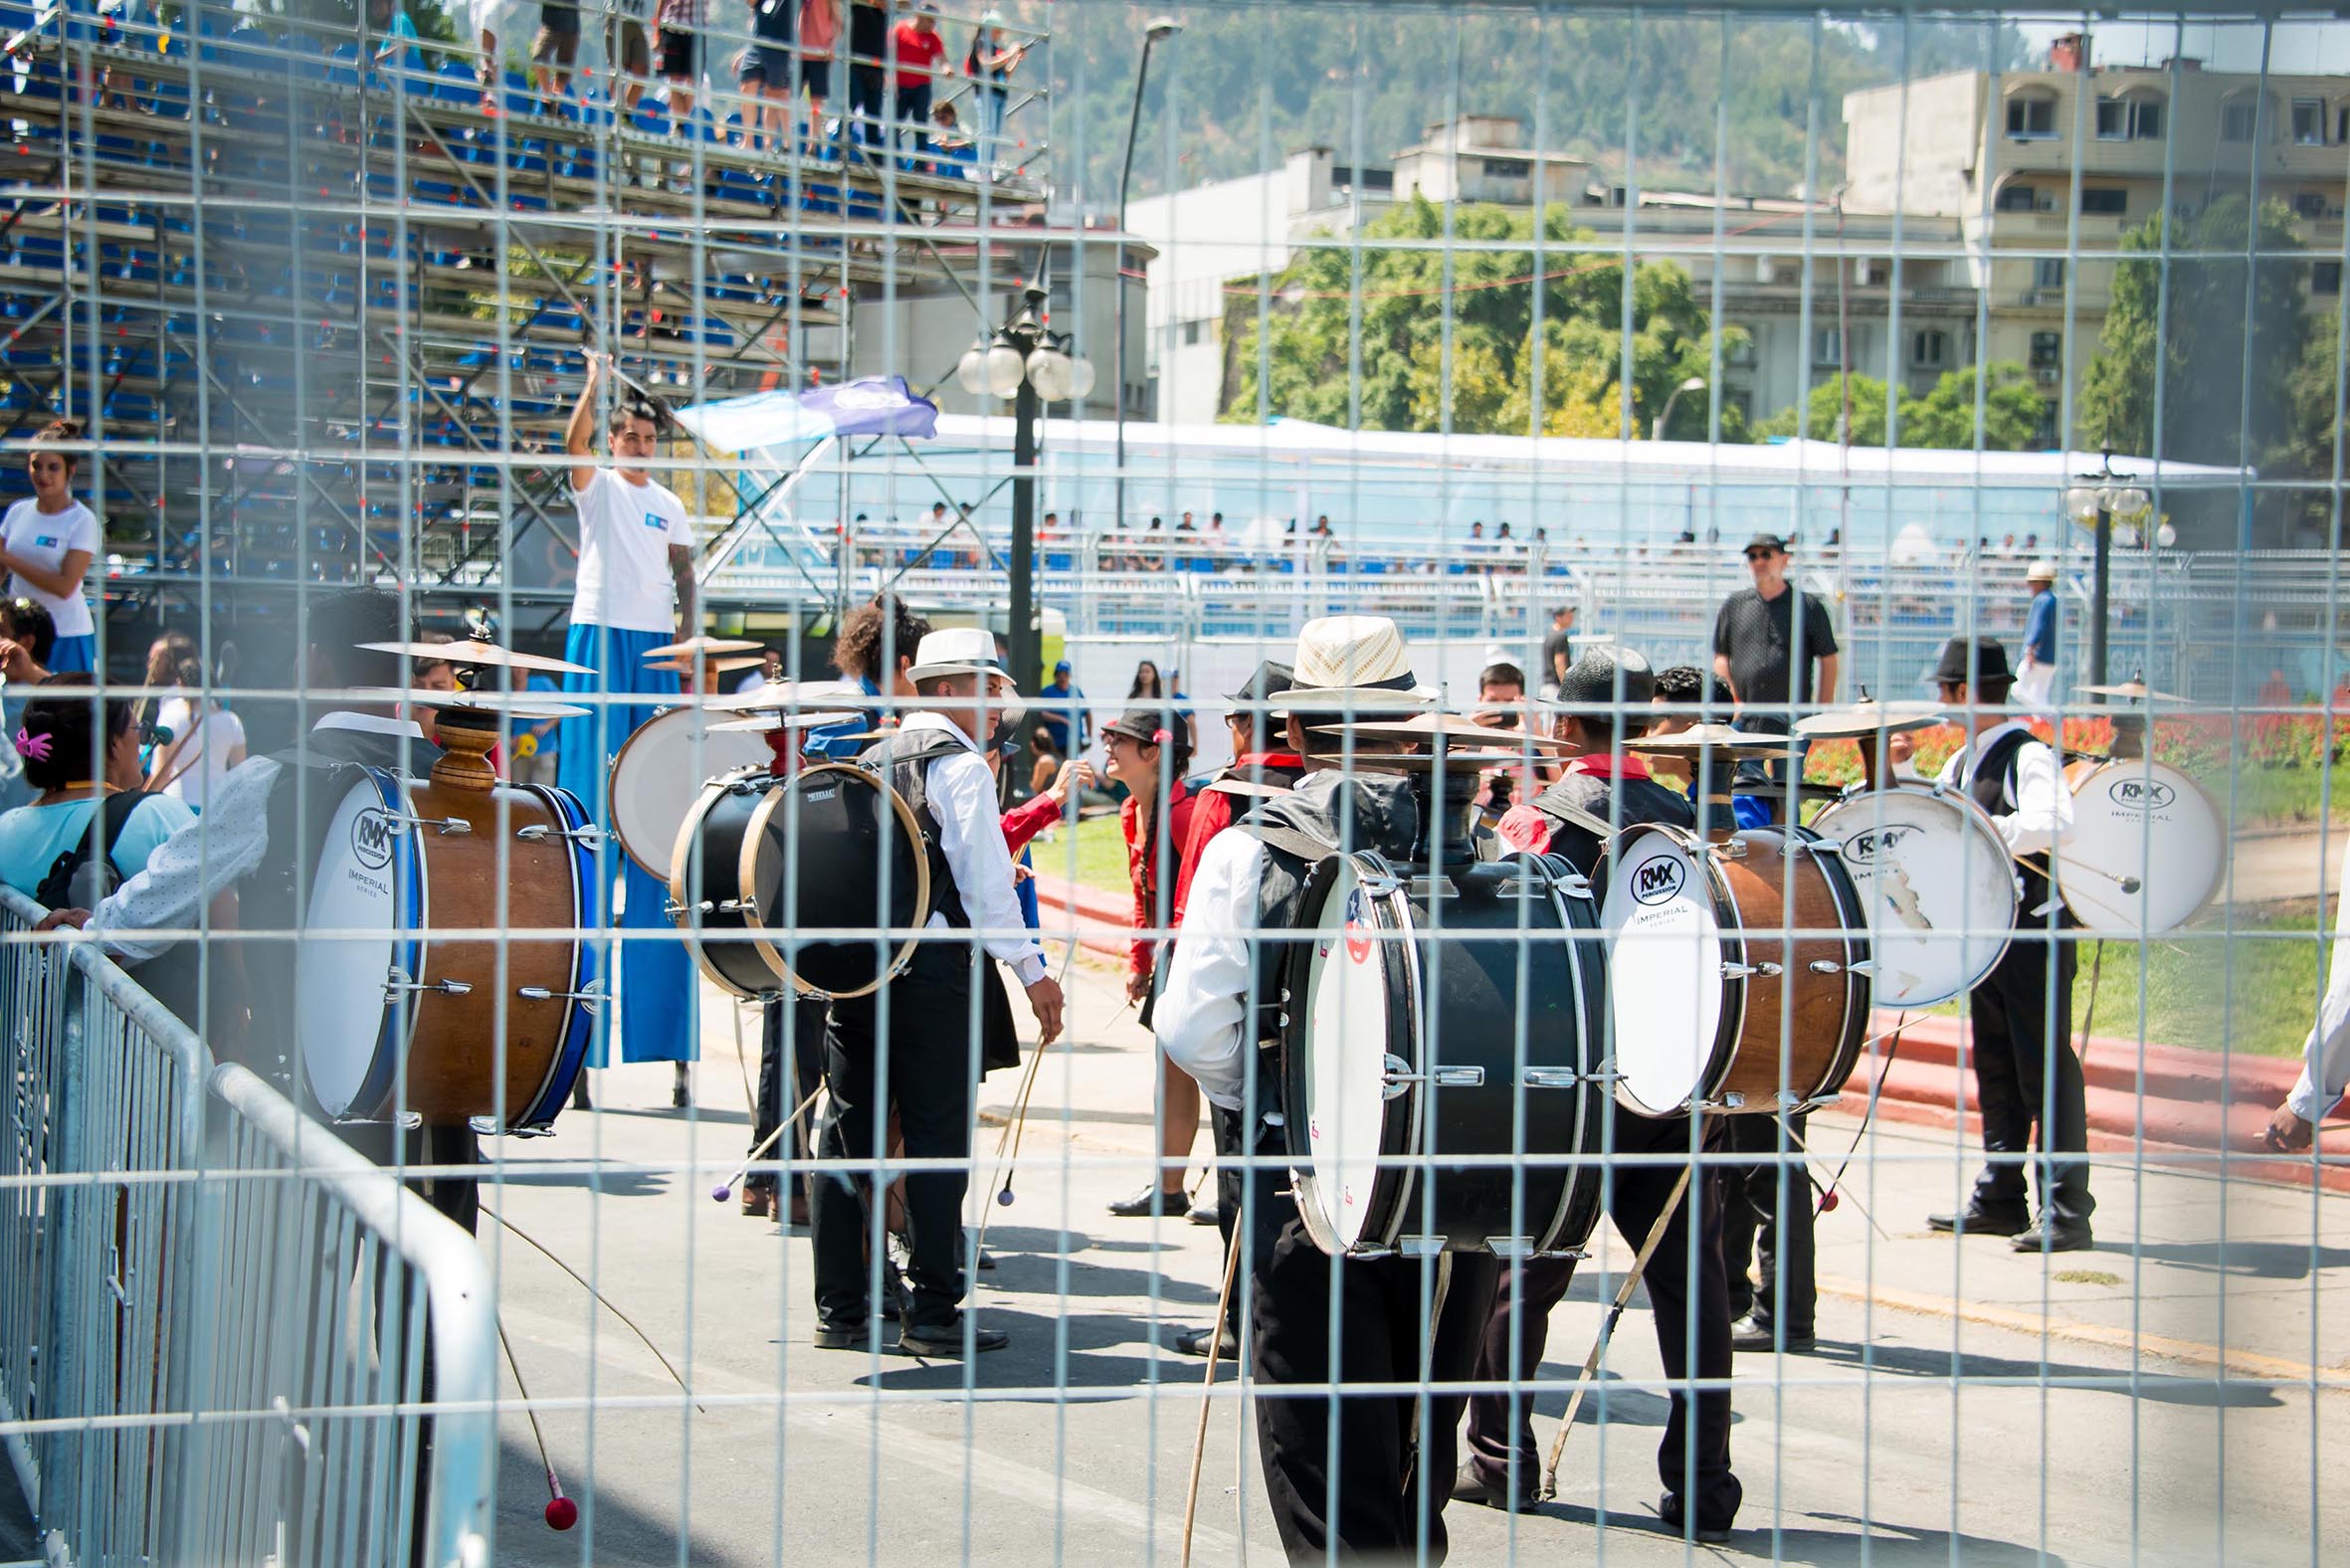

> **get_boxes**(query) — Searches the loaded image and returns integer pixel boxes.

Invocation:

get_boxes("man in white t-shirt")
[557,349,701,1095]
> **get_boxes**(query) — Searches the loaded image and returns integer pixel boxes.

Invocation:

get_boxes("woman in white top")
[142,644,247,815]
[0,422,99,673]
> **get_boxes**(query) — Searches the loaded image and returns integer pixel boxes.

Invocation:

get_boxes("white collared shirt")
[898,711,1048,984]
[1152,827,1269,1111]
[1934,718,2072,858]
[92,712,426,964]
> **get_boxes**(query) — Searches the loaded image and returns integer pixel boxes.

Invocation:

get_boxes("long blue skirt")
[558,621,695,1068]
[46,633,93,673]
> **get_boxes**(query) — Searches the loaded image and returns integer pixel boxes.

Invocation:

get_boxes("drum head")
[2058,760,2222,936]
[1298,856,1411,1253]
[746,764,929,998]
[1602,827,1727,1116]
[297,771,416,1120]
[1812,787,2017,1008]
[611,706,777,879]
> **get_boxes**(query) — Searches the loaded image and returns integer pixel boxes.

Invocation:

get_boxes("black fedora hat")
[1930,637,2014,688]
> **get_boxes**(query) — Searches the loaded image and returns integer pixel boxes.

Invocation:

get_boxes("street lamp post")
[1652,375,1705,442]
[959,286,1094,703]
[2061,456,2152,693]
[1113,16,1181,537]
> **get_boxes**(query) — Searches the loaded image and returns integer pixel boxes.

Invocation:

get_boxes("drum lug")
[517,823,608,849]
[1379,1054,1418,1099]
[1519,1068,1578,1089]
[1721,961,1782,980]
[381,814,472,836]
[1484,1236,1536,1260]
[1262,1110,1286,1129]
[1532,1246,1589,1261]
[1804,837,1847,856]
[1558,875,1595,899]
[1699,839,1748,861]
[1358,873,1404,898]
[1430,1067,1484,1088]
[468,1116,555,1137]
[1806,959,1844,975]
[384,967,470,1001]
[1776,1091,1808,1111]
[518,980,604,1013]
[1708,1091,1748,1110]
[665,897,757,917]
[1395,1236,1445,1259]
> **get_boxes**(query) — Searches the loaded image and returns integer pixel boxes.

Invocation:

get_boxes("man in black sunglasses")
[1709,532,1839,814]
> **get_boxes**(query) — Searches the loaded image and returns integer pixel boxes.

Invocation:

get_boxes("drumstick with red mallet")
[495,1317,576,1530]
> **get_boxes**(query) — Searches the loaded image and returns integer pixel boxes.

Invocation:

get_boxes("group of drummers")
[42,372,2225,1557]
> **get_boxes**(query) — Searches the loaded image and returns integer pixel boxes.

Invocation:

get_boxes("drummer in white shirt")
[556,350,700,1098]
[1923,636,2092,1254]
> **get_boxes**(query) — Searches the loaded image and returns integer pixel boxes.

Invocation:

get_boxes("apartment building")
[1844,35,2348,445]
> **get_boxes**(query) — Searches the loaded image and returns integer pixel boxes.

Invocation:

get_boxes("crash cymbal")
[1302,713,1569,749]
[1794,699,1943,739]
[642,636,764,660]
[706,713,870,734]
[1298,746,1536,776]
[354,687,589,720]
[645,655,764,676]
[357,633,593,676]
[1626,723,1787,754]
[1204,777,1292,801]
[707,679,870,713]
[2073,679,2187,703]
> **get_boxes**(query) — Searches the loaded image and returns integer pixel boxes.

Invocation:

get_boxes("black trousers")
[1208,1102,1293,1340]
[1719,1111,1817,1334]
[809,949,977,1333]
[1252,1219,1499,1563]
[846,63,883,143]
[748,996,828,1203]
[1966,930,2093,1225]
[1463,1116,1740,1528]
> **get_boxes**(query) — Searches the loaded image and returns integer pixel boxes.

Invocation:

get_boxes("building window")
[2223,100,2260,143]
[2293,98,2327,145]
[2080,187,2128,216]
[1723,333,1757,369]
[2034,257,2067,289]
[2132,99,2164,140]
[1812,327,1844,367]
[2316,262,2343,296]
[1180,318,1206,346]
[2030,330,2062,370]
[2339,105,2350,146]
[1996,182,2040,213]
[1722,389,1753,426]
[2006,96,2057,139]
[2294,192,2330,221]
[1912,329,1949,369]
[2095,97,2161,141]
[1482,156,1531,180]
[2034,400,2059,448]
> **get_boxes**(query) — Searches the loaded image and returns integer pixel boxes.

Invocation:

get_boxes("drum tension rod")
[517,980,604,1011]
[383,814,472,836]
[384,968,471,1000]
[1378,1055,1483,1097]
[517,823,608,849]
[665,896,757,917]
[1520,1068,1578,1089]
[1721,960,1784,980]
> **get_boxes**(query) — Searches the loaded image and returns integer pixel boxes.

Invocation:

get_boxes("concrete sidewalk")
[465,950,2344,1566]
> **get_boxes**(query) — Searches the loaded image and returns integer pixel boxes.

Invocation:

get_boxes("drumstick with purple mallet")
[711,1080,827,1204]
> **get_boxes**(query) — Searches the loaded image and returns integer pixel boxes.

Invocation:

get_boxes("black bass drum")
[1279,850,1606,1260]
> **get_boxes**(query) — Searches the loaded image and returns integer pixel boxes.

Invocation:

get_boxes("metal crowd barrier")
[0,888,498,1567]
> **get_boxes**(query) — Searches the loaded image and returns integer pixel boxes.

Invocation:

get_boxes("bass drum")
[609,704,778,879]
[1280,851,1605,1260]
[670,762,931,1001]
[297,767,596,1131]
[2056,757,2223,936]
[1809,784,2020,1009]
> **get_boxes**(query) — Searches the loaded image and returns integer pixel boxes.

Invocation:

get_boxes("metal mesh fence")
[0,1,2341,1563]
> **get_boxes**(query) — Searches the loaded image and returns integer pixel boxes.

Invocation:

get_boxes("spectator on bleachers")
[0,675,195,905]
[609,0,657,113]
[964,9,1023,166]
[143,642,247,816]
[368,0,427,81]
[887,2,946,168]
[466,0,504,90]
[797,0,838,150]
[656,0,708,126]
[929,87,975,171]
[844,0,887,149]
[0,423,98,674]
[531,0,580,104]
[738,0,798,154]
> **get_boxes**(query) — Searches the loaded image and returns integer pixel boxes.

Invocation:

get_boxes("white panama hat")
[1277,615,1439,715]
[905,627,1016,686]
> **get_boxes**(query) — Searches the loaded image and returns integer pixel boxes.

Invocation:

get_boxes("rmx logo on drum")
[352,808,401,871]
[1630,853,1686,905]
[1344,887,1373,964]
[2107,777,2175,811]
[1842,826,1912,866]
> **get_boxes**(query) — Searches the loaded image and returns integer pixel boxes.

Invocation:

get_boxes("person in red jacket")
[1101,705,1200,1218]
[1171,661,1305,925]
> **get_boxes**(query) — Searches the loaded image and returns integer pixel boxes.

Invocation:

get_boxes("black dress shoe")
[1107,1184,1190,1218]
[899,1321,1010,1357]
[1729,1313,1817,1353]
[2011,1218,2094,1254]
[1658,1490,1733,1544]
[1453,1462,1539,1512]
[1926,1202,2031,1237]
[813,1322,874,1350]
[1175,1324,1241,1359]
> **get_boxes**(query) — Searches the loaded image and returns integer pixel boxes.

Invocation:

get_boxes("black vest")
[1966,725,2056,916]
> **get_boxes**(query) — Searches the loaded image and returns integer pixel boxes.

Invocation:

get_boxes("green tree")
[2276,308,2347,483]
[1753,373,1893,447]
[1227,194,1746,440]
[2077,197,2309,471]
[1754,363,2046,451]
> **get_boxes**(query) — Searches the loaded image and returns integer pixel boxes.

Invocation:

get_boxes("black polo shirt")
[1712,584,1838,708]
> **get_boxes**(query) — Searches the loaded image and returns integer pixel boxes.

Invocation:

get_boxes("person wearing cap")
[1164,660,1308,1355]
[1470,649,1743,1535]
[1543,605,1578,688]
[1099,705,1204,1219]
[1038,657,1087,760]
[1925,637,2091,1253]
[2017,560,2061,710]
[808,627,1066,1357]
[1711,532,1838,818]
[1155,615,1500,1560]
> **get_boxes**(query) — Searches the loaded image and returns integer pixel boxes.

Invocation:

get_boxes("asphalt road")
[469,953,2346,1567]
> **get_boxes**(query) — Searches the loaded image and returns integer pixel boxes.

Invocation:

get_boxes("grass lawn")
[2219,764,2350,828]
[1028,812,1131,896]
